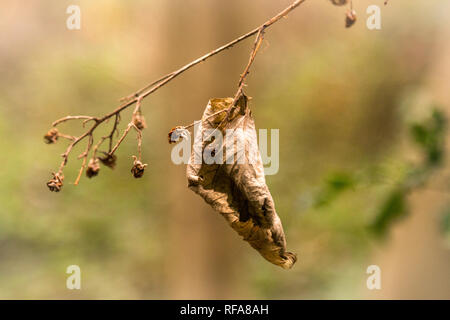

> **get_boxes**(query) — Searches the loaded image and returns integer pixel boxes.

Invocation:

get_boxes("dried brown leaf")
[187,97,297,269]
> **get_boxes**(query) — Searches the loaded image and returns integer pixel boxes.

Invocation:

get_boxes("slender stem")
[58,133,76,141]
[135,127,143,160]
[184,28,266,132]
[120,74,173,103]
[107,114,121,152]
[74,134,93,185]
[52,115,97,127]
[99,0,305,122]
[110,124,134,156]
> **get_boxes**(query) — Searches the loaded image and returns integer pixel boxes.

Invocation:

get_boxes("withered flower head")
[345,9,357,28]
[131,156,147,178]
[99,153,117,169]
[86,158,100,178]
[168,126,190,144]
[133,113,147,130]
[44,128,59,144]
[47,172,64,192]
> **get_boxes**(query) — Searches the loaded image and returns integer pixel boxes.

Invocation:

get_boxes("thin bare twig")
[74,134,93,185]
[109,123,142,157]
[52,115,98,127]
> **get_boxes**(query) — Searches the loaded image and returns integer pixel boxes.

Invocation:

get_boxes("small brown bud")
[131,156,147,178]
[330,0,348,6]
[47,172,64,192]
[133,113,147,130]
[86,158,100,178]
[345,9,357,28]
[99,153,117,169]
[44,128,59,144]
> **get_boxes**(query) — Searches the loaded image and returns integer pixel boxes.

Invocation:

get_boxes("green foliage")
[313,107,447,238]
[370,188,407,236]
[371,108,446,236]
[410,109,447,167]
[314,171,356,207]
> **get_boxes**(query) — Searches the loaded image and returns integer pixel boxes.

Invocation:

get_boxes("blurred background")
[0,0,449,299]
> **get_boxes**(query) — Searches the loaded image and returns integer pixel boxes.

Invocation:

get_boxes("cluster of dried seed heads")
[44,106,148,192]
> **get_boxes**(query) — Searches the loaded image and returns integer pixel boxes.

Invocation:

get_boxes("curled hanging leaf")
[187,97,297,269]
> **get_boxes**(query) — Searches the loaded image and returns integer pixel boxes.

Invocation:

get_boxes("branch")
[45,0,307,190]
[120,0,305,104]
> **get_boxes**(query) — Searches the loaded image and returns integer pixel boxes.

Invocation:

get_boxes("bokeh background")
[0,0,449,299]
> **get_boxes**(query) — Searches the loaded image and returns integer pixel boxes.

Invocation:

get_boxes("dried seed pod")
[330,0,348,6]
[99,153,117,169]
[86,158,100,178]
[168,126,190,144]
[133,113,147,130]
[345,9,357,28]
[131,156,147,178]
[47,172,64,192]
[44,128,59,144]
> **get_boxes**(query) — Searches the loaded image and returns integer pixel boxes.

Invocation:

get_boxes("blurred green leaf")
[370,188,407,236]
[314,171,356,207]
[410,108,447,167]
[371,107,447,237]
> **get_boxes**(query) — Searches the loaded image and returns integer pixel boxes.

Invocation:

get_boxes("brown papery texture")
[187,98,297,269]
